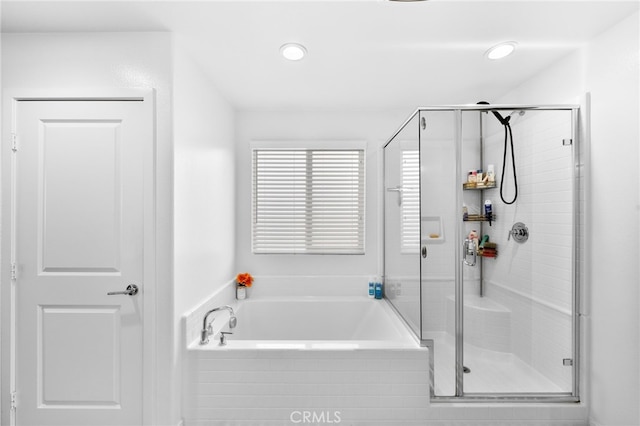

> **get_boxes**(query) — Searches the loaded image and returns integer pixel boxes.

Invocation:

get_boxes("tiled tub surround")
[185,349,429,425]
[183,288,429,425]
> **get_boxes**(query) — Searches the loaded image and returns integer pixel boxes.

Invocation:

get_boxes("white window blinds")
[252,149,365,254]
[401,150,420,253]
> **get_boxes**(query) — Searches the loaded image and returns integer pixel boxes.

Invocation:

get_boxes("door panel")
[40,306,121,406]
[15,100,149,426]
[40,120,123,273]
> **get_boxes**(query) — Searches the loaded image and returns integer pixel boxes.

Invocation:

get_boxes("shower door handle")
[421,246,427,258]
[386,186,404,206]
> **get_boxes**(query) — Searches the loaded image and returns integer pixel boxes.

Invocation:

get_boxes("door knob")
[107,284,139,296]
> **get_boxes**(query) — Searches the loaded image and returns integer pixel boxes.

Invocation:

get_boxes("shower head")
[477,101,511,126]
[229,315,237,329]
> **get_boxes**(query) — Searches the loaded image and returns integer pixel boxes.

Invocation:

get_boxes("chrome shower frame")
[382,104,583,403]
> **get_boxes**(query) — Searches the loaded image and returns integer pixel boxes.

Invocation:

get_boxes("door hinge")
[10,391,17,410]
[11,262,17,281]
[11,133,18,152]
[562,138,573,146]
[563,358,573,366]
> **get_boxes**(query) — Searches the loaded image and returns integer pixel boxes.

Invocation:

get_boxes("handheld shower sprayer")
[477,101,510,126]
[477,101,518,205]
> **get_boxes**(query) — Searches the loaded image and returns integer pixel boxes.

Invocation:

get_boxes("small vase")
[236,285,247,300]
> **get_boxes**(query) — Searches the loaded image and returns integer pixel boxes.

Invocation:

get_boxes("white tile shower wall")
[487,284,572,391]
[419,277,453,333]
[445,296,511,352]
[184,349,429,426]
[385,276,421,334]
[482,109,574,389]
[385,276,462,336]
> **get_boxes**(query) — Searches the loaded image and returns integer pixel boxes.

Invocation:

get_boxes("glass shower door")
[418,110,458,396]
[461,108,577,396]
[384,112,421,338]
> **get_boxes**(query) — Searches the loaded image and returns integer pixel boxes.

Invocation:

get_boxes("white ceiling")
[2,0,638,110]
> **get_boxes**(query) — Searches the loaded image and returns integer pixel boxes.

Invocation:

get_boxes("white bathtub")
[195,296,418,350]
[184,296,429,425]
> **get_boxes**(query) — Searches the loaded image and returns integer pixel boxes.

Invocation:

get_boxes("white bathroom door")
[13,98,151,426]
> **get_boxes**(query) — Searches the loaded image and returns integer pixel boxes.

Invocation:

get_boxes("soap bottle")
[487,164,495,184]
[368,277,375,298]
[374,281,383,299]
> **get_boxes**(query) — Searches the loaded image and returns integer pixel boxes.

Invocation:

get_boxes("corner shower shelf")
[463,214,496,222]
[463,182,496,190]
[478,246,498,258]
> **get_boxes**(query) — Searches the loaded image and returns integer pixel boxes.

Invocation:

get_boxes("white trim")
[1,89,157,426]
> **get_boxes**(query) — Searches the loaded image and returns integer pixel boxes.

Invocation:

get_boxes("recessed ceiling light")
[485,41,517,60]
[280,43,307,61]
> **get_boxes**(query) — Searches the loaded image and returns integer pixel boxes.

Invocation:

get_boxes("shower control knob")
[508,222,529,243]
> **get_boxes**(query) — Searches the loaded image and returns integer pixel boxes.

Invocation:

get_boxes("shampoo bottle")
[484,199,493,225]
[374,281,383,299]
[368,277,375,298]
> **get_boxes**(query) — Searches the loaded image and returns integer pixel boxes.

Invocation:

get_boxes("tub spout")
[200,305,235,345]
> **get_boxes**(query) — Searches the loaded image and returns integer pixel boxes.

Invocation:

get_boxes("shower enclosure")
[383,105,580,401]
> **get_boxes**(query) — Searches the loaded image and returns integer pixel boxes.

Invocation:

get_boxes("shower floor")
[423,331,565,395]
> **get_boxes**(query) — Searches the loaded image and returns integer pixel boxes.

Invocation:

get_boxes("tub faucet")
[200,305,237,345]
[219,331,233,346]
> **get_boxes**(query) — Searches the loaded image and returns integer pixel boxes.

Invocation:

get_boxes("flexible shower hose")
[500,122,518,205]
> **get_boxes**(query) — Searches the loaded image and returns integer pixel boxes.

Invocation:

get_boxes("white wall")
[0,24,4,424]
[235,109,410,286]
[173,35,235,345]
[0,32,177,425]
[498,11,640,425]
[172,33,236,421]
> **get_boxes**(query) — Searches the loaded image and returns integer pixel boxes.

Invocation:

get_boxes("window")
[401,150,420,253]
[252,148,365,254]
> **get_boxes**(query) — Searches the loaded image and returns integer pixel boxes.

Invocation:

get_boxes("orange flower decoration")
[236,272,254,287]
